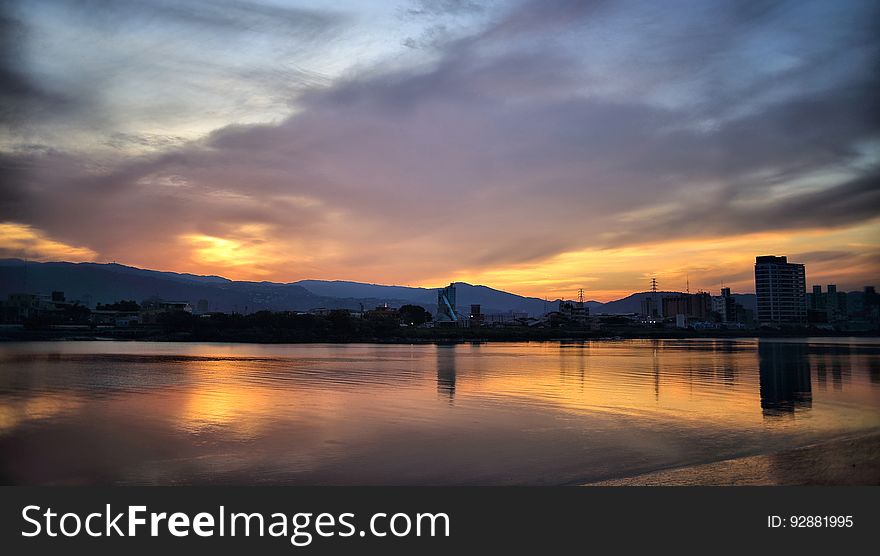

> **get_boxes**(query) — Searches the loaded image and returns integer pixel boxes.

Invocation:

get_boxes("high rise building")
[755,256,806,326]
[436,283,458,324]
[712,287,738,323]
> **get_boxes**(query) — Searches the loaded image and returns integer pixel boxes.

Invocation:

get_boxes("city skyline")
[2,0,879,302]
[1,253,876,308]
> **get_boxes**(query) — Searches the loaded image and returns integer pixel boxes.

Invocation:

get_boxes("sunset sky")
[1,0,878,301]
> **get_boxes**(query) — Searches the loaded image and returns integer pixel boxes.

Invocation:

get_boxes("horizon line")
[0,257,786,304]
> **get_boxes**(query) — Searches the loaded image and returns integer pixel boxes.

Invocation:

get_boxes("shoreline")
[1,327,876,345]
[584,433,880,486]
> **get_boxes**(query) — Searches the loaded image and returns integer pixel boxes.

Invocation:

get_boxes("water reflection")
[558,341,589,392]
[653,345,660,401]
[758,341,812,416]
[436,346,456,401]
[0,339,878,485]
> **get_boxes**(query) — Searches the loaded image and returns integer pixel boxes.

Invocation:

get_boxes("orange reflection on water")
[1,340,878,485]
[0,392,82,434]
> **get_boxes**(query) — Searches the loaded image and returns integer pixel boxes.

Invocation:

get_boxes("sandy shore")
[585,433,880,486]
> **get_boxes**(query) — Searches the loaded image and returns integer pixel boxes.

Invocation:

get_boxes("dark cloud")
[0,8,84,126]
[601,170,880,248]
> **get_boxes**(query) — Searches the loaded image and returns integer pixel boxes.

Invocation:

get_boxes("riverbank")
[585,433,880,486]
[1,325,875,344]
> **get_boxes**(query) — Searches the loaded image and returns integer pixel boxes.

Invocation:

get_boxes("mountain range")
[0,259,756,316]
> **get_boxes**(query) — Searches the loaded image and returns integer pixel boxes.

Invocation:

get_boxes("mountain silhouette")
[0,259,756,315]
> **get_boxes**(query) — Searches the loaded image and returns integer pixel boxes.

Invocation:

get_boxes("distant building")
[809,285,825,310]
[483,312,528,326]
[712,293,726,319]
[711,287,753,327]
[807,284,847,325]
[711,287,738,323]
[469,304,484,327]
[863,286,880,329]
[827,285,846,322]
[158,301,191,313]
[90,309,140,327]
[755,255,806,326]
[139,299,193,324]
[195,299,210,314]
[865,286,879,310]
[362,305,398,320]
[640,295,662,319]
[1,293,43,322]
[662,292,711,322]
[818,285,880,331]
[558,299,589,325]
[436,283,458,324]
[0,292,77,323]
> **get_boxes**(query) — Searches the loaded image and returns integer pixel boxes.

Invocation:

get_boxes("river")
[1,338,878,484]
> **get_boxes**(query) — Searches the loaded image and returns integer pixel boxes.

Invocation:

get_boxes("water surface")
[1,338,878,484]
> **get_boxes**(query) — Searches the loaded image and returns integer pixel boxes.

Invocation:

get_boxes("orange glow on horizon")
[421,222,880,301]
[0,222,97,262]
[2,219,878,302]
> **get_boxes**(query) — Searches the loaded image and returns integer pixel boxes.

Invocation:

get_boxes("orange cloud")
[429,222,880,301]
[0,222,97,262]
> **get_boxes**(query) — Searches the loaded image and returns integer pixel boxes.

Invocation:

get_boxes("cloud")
[1,0,878,293]
[601,168,880,248]
[0,9,85,127]
[0,222,96,261]
[0,0,347,152]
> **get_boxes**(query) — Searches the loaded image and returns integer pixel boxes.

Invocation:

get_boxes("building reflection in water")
[436,345,457,402]
[758,341,812,417]
[653,344,660,402]
[870,358,880,385]
[558,341,588,392]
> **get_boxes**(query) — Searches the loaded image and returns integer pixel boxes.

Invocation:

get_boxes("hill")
[0,259,757,316]
[0,260,551,315]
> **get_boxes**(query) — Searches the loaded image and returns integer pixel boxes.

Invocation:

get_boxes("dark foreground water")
[1,338,878,485]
